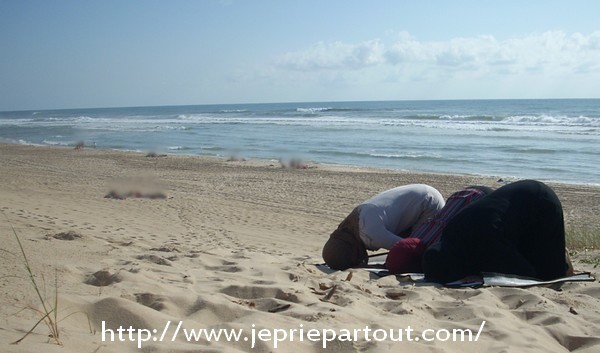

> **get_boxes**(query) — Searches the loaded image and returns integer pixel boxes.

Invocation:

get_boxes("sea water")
[1,99,599,184]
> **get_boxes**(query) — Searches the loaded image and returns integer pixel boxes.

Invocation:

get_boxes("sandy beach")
[1,143,599,353]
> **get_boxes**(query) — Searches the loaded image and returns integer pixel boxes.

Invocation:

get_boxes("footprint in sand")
[84,270,122,286]
[50,230,83,240]
[134,293,166,311]
[220,285,300,303]
[136,254,171,266]
[150,245,180,253]
[384,289,420,301]
[206,265,243,273]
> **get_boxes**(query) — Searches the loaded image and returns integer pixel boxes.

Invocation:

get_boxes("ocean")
[1,99,599,185]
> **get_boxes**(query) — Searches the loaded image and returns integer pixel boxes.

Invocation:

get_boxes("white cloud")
[275,39,385,71]
[275,31,600,76]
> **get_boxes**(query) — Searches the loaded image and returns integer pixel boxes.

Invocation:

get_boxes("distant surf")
[1,99,599,184]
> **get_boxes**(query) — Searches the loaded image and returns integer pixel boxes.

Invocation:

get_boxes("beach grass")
[566,226,600,251]
[5,214,61,345]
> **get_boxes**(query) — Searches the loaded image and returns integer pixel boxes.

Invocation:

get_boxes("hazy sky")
[1,0,600,110]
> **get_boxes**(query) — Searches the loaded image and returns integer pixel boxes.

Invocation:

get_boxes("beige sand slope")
[1,144,599,353]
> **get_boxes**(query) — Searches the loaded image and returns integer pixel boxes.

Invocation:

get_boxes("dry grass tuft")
[5,213,61,345]
[566,226,600,251]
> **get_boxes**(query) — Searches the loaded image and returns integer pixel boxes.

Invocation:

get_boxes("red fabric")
[385,238,427,274]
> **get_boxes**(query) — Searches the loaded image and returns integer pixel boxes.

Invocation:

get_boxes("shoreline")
[4,141,600,188]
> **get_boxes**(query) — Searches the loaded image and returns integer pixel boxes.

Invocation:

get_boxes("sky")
[1,0,600,111]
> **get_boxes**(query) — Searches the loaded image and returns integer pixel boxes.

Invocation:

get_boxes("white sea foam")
[296,107,332,113]
[42,140,72,146]
[368,152,443,160]
[503,114,599,125]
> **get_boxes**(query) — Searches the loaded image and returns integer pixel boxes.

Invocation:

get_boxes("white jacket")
[357,184,445,250]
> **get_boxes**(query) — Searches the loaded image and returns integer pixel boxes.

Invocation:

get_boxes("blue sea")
[1,99,599,185]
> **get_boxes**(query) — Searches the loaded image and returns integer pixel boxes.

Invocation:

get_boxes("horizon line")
[2,97,600,113]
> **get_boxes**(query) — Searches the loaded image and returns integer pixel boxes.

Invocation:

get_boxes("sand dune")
[1,143,599,352]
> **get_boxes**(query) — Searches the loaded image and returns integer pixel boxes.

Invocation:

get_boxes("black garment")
[423,180,568,283]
